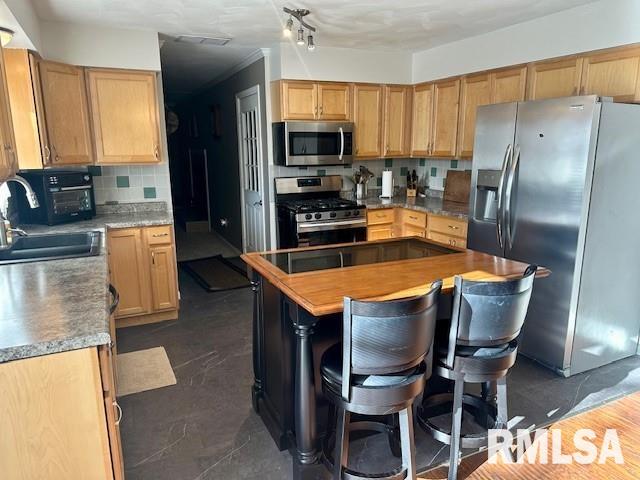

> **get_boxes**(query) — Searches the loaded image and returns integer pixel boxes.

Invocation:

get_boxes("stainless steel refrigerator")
[468,95,640,376]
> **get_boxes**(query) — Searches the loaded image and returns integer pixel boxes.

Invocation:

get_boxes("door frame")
[235,84,267,252]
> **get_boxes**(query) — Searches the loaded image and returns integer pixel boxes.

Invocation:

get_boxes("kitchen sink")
[0,231,102,265]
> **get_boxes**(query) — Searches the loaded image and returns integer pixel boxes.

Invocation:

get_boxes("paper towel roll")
[381,170,394,198]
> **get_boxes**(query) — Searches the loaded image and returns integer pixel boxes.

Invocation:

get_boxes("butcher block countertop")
[242,238,549,317]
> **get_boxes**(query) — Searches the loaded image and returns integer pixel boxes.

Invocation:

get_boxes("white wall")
[39,21,161,71]
[276,42,412,84]
[2,0,40,50]
[412,0,640,83]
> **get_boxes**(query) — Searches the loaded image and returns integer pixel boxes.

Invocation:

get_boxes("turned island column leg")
[250,274,263,413]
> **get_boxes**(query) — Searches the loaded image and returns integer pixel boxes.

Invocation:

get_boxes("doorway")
[236,85,266,253]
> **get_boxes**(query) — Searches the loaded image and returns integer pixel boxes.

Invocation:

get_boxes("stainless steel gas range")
[275,176,366,248]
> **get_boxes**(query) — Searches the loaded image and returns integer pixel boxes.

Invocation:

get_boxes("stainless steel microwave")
[273,121,354,166]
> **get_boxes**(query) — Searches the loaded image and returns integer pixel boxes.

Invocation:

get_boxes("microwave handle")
[339,127,344,161]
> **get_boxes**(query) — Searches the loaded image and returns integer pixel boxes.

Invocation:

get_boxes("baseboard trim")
[115,309,178,328]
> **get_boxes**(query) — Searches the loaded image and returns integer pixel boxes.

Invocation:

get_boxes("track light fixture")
[282,7,317,51]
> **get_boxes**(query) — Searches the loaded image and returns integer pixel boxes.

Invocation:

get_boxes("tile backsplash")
[89,164,172,207]
[271,158,472,192]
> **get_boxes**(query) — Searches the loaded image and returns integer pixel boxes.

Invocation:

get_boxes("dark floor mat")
[179,255,250,292]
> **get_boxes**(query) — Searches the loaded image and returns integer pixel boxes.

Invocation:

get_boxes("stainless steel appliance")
[275,175,366,248]
[273,121,353,166]
[468,96,640,376]
[16,170,96,225]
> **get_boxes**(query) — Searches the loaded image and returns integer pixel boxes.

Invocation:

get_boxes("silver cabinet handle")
[152,233,169,237]
[114,402,122,425]
[447,225,460,230]
[44,145,51,162]
[151,251,155,265]
[505,145,520,251]
[409,215,418,221]
[496,144,512,249]
[154,145,160,159]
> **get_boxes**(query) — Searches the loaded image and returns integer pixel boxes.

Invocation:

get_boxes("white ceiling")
[29,0,602,100]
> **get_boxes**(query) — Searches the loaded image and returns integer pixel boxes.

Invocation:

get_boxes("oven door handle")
[339,127,344,162]
[58,185,92,191]
[297,218,366,233]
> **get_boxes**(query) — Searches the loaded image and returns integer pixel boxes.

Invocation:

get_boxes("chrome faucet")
[0,175,39,249]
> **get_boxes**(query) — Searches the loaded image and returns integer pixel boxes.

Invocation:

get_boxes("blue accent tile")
[400,166,408,176]
[344,165,351,169]
[298,166,308,171]
[88,166,102,177]
[317,169,326,177]
[419,159,426,167]
[385,159,393,168]
[116,176,130,188]
[376,177,382,187]
[143,187,157,199]
[450,160,458,169]
[430,167,437,177]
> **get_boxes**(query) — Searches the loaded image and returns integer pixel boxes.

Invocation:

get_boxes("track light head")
[283,17,293,37]
[307,35,315,51]
[296,28,305,46]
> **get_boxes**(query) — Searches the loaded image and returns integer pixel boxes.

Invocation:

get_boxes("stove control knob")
[305,214,312,220]
[354,210,360,216]
[314,213,322,220]
[330,212,337,218]
[345,211,352,217]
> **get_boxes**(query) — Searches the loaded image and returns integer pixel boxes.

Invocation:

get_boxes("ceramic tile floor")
[117,272,640,479]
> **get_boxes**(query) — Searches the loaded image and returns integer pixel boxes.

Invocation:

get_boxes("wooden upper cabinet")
[431,79,460,158]
[353,84,383,158]
[317,82,350,120]
[38,60,94,165]
[383,86,410,157]
[4,49,46,170]
[580,47,640,102]
[107,228,151,318]
[410,83,433,157]
[87,69,161,164]
[490,66,527,104]
[527,57,583,100]
[457,73,491,158]
[281,81,317,120]
[0,45,17,182]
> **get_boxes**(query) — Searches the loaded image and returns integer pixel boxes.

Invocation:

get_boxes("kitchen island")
[241,237,548,479]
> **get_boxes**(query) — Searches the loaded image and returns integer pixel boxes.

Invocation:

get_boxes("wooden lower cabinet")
[426,214,468,249]
[108,224,179,327]
[366,209,395,240]
[367,224,394,240]
[0,347,123,479]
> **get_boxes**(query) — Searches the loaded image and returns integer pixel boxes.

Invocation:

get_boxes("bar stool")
[320,280,442,480]
[417,265,537,480]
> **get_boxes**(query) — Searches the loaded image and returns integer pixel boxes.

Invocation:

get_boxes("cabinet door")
[281,81,317,120]
[431,79,460,158]
[527,57,583,100]
[317,82,350,120]
[410,83,434,157]
[88,69,161,164]
[38,60,93,165]
[0,45,16,182]
[383,86,410,157]
[491,66,527,104]
[107,228,151,318]
[98,346,124,480]
[457,73,491,158]
[580,47,640,102]
[353,84,383,158]
[4,49,45,170]
[148,244,178,312]
[367,224,394,241]
[402,224,426,238]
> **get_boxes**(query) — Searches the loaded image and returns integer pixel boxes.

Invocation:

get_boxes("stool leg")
[448,379,464,480]
[495,376,508,429]
[399,406,416,480]
[387,413,401,458]
[334,408,350,479]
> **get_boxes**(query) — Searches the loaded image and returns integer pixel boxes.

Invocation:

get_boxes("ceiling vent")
[175,35,232,46]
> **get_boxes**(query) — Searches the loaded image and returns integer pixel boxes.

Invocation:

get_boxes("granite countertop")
[0,204,174,363]
[347,190,469,220]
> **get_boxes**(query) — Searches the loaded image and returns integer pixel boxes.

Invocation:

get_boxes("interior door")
[507,96,600,372]
[236,86,266,253]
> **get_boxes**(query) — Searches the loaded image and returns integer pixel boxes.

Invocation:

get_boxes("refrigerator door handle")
[496,143,512,249]
[505,145,521,251]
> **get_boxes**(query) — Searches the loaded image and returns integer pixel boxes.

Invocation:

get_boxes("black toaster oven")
[16,170,96,225]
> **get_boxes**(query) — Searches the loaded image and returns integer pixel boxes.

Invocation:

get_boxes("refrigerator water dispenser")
[473,170,501,222]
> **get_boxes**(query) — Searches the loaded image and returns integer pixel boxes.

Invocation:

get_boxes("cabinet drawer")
[367,209,394,225]
[402,224,426,238]
[428,215,468,238]
[428,231,467,249]
[145,225,172,245]
[400,209,427,228]
[367,225,394,241]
